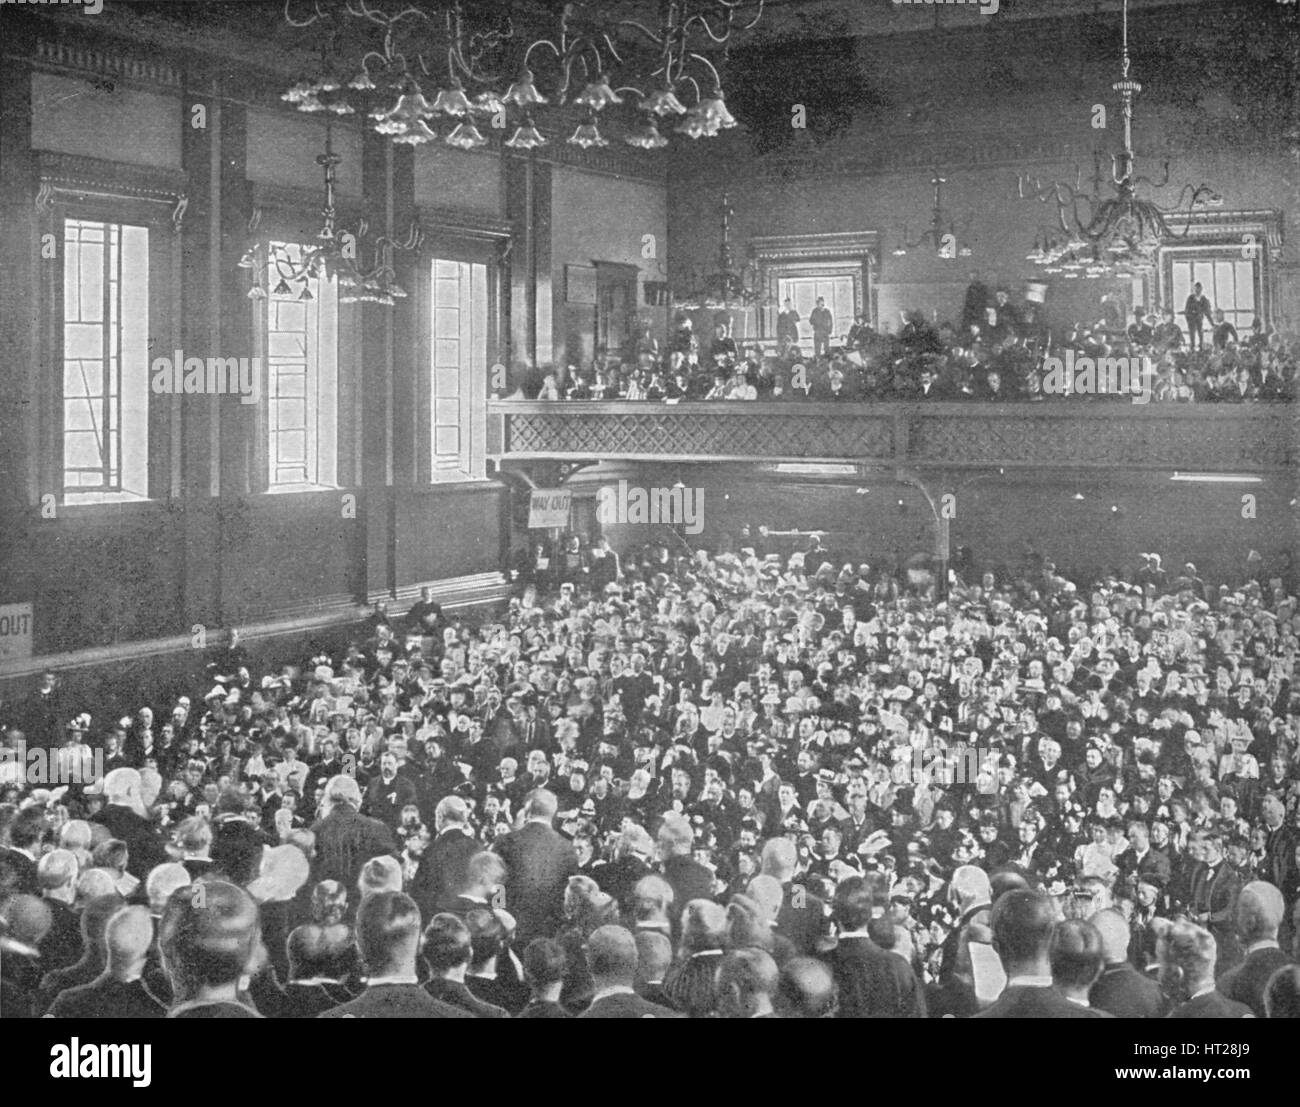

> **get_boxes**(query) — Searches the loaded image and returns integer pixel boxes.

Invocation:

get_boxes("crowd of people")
[503,278,1296,404]
[2,537,1299,1018]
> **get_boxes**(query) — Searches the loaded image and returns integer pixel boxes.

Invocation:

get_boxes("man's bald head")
[950,865,992,911]
[745,875,784,922]
[434,795,469,830]
[105,906,154,973]
[777,956,836,1018]
[1236,881,1285,944]
[1089,908,1131,964]
[760,837,797,881]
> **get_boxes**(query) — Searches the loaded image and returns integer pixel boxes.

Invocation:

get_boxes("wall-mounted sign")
[528,489,571,529]
[0,603,34,664]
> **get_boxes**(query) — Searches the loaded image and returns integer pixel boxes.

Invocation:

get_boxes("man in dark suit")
[1156,918,1254,1019]
[1118,821,1171,895]
[760,838,827,957]
[1048,918,1115,1016]
[0,807,45,895]
[1188,829,1242,973]
[275,924,359,1019]
[493,789,578,944]
[409,795,481,922]
[309,774,398,895]
[423,913,511,1017]
[46,906,165,1019]
[1089,909,1166,1018]
[828,874,926,1018]
[715,947,781,1018]
[1218,881,1293,1018]
[657,813,715,936]
[577,925,680,1018]
[975,890,1107,1018]
[319,893,472,1018]
[90,769,169,880]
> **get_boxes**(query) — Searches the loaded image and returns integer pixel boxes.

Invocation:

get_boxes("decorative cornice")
[1162,210,1285,261]
[751,230,881,264]
[415,206,513,244]
[34,151,189,230]
[33,36,181,89]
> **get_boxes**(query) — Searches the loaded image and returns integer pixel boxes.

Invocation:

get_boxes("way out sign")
[0,603,33,663]
[528,489,571,529]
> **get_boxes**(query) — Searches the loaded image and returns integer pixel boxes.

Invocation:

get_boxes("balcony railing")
[487,401,1298,472]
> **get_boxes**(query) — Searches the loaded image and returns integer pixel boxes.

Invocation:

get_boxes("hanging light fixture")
[279,0,763,151]
[1017,0,1218,278]
[892,171,972,259]
[238,125,421,309]
[672,191,763,310]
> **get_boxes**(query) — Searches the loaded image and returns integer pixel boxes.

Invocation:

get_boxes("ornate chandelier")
[1017,0,1219,279]
[279,0,762,152]
[239,126,420,306]
[892,170,971,259]
[673,192,763,310]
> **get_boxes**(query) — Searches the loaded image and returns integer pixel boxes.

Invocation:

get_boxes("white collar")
[1245,939,1280,954]
[365,975,420,987]
[590,984,635,1003]
[1007,974,1054,988]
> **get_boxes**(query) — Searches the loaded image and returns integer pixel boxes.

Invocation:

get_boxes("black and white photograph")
[1,0,1299,1079]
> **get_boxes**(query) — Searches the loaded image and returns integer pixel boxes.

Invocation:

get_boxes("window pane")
[434,426,459,456]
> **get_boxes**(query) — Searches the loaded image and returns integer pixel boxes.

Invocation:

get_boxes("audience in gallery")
[503,280,1295,404]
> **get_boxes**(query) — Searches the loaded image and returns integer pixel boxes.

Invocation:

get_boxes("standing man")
[493,789,578,943]
[409,795,481,921]
[810,297,834,358]
[776,298,801,356]
[1183,282,1211,351]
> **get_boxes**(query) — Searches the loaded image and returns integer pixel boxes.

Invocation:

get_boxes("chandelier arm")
[284,0,322,30]
[716,0,766,33]
[614,19,665,46]
[1133,161,1171,191]
[687,52,723,89]
[602,33,625,65]
[523,38,563,69]
[684,11,734,45]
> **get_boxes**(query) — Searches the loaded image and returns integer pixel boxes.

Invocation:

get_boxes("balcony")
[487,401,1298,473]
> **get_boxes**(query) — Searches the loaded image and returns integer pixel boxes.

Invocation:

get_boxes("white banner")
[528,489,571,529]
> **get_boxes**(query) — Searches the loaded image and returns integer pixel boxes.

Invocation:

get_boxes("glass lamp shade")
[391,119,439,145]
[504,70,548,108]
[445,121,488,149]
[569,117,608,148]
[697,90,736,128]
[625,117,669,149]
[505,120,547,149]
[574,77,622,111]
[640,85,688,117]
[431,81,473,116]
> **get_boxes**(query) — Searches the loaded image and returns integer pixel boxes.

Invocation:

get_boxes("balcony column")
[896,470,949,600]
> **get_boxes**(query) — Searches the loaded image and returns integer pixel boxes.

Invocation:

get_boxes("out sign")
[527,489,571,529]
[0,603,34,663]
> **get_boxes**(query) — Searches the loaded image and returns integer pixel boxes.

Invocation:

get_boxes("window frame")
[412,216,506,485]
[244,194,363,496]
[35,155,186,508]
